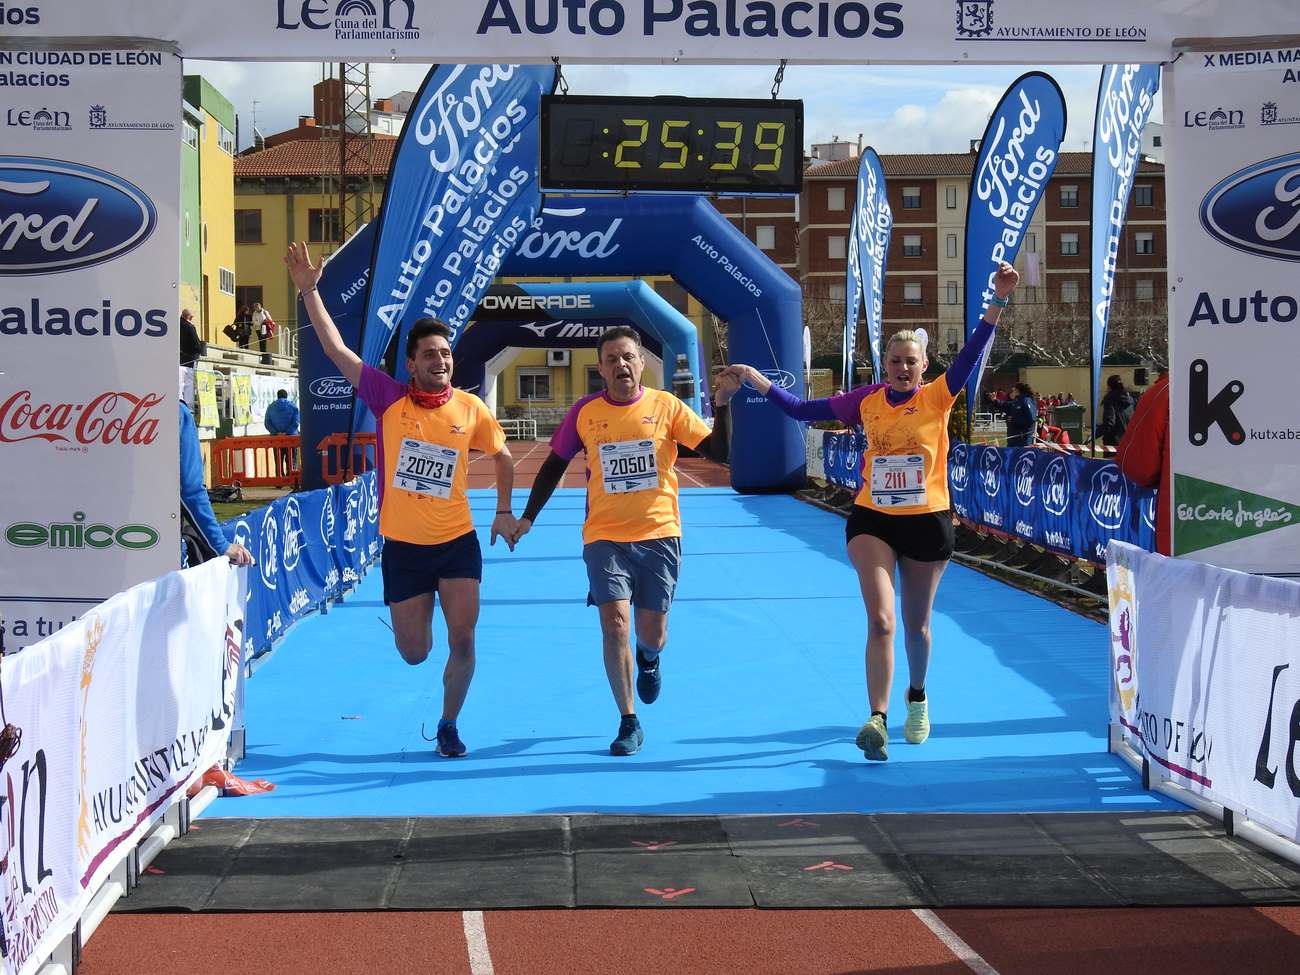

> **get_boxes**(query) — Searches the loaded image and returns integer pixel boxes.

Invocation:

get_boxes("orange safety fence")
[317,432,378,485]
[211,435,303,488]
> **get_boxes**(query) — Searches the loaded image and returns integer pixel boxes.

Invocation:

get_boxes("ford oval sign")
[0,156,157,275]
[1200,152,1300,262]
[757,368,797,390]
[309,376,353,399]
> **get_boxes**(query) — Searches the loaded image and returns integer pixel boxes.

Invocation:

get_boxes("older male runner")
[285,242,517,758]
[512,326,724,755]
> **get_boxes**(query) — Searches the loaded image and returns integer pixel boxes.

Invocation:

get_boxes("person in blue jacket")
[181,400,254,568]
[263,389,301,477]
[986,382,1037,447]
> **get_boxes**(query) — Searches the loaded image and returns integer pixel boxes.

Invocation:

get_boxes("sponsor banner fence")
[224,472,380,661]
[812,433,1154,563]
[1,557,242,975]
[5,2,1297,63]
[1107,541,1300,843]
[1166,47,1300,573]
[0,51,180,653]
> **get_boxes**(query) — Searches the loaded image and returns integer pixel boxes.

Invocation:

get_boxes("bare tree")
[985,297,1090,367]
[1106,298,1170,370]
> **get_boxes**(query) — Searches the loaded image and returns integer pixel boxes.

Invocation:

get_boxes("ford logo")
[949,443,969,489]
[978,446,1002,498]
[309,376,352,399]
[1200,152,1300,262]
[0,156,156,275]
[1013,452,1037,507]
[757,369,798,390]
[1040,456,1070,517]
[1088,463,1128,531]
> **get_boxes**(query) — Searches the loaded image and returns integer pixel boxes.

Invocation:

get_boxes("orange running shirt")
[551,387,712,545]
[358,365,505,545]
[852,379,959,515]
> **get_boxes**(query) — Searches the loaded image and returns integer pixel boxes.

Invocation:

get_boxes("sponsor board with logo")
[1166,48,1300,572]
[0,556,239,975]
[1108,541,1300,845]
[0,52,180,651]
[2,1,1295,63]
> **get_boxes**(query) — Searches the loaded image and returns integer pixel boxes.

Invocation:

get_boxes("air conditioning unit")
[546,349,571,367]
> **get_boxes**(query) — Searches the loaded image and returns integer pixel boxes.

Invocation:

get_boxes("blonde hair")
[887,329,928,354]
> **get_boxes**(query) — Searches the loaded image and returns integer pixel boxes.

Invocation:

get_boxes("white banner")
[1107,541,1300,844]
[804,427,825,480]
[1,2,1296,63]
[1,558,243,975]
[0,52,181,651]
[1165,47,1300,573]
[242,374,298,437]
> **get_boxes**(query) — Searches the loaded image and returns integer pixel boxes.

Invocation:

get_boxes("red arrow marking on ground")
[778,818,819,828]
[803,861,853,872]
[645,886,697,900]
[631,840,678,850]
[144,866,166,875]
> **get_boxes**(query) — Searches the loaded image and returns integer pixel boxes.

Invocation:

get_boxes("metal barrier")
[211,434,302,488]
[498,417,538,440]
[317,432,378,485]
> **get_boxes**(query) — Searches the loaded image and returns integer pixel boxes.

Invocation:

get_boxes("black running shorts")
[845,504,955,563]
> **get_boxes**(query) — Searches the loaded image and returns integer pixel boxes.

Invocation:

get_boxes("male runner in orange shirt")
[512,327,723,755]
[286,242,517,758]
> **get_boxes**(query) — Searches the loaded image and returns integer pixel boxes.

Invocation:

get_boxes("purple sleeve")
[765,382,881,427]
[548,398,590,460]
[945,317,997,396]
[357,364,406,416]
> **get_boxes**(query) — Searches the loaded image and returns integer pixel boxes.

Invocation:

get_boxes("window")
[234,209,262,244]
[945,185,957,209]
[946,280,959,305]
[235,285,263,312]
[945,234,958,259]
[903,283,922,305]
[1060,232,1079,256]
[217,123,235,155]
[308,208,341,243]
[1025,232,1037,253]
[946,327,960,351]
[1059,184,1079,207]
[828,283,846,303]
[1135,231,1155,255]
[218,267,235,296]
[1133,184,1153,207]
[1135,279,1155,301]
[1060,280,1079,304]
[903,234,922,257]
[828,235,846,259]
[586,368,603,394]
[902,187,921,209]
[827,187,845,210]
[182,120,199,149]
[1023,286,1039,304]
[517,368,551,400]
[1152,134,1163,147]
[755,225,776,250]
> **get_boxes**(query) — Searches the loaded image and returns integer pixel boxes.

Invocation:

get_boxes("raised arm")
[284,242,362,389]
[945,260,1020,396]
[716,364,865,425]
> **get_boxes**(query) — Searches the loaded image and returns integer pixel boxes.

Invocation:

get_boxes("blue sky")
[192,60,1161,156]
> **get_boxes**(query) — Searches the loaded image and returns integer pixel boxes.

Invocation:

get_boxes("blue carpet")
[208,489,1177,817]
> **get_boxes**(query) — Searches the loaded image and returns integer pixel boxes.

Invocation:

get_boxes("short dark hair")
[596,325,641,358]
[406,318,453,360]
[1107,374,1125,391]
[1014,381,1034,398]
[277,389,289,398]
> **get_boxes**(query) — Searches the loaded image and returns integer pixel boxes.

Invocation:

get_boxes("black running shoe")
[436,723,467,757]
[635,648,662,705]
[609,716,644,756]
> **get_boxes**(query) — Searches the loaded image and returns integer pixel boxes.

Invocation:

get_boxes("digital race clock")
[540,95,803,195]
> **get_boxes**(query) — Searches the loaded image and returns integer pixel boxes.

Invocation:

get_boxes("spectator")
[263,389,301,477]
[986,382,1037,447]
[1036,418,1071,449]
[224,306,253,349]
[994,388,1009,403]
[1098,374,1135,447]
[1116,371,1170,555]
[180,400,254,568]
[252,302,276,355]
[179,307,203,367]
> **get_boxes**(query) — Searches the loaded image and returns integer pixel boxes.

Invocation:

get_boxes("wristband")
[301,286,318,296]
[988,294,1009,308]
[496,509,512,514]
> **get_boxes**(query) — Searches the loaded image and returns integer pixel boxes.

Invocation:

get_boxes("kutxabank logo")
[0,156,156,275]
[1200,151,1300,262]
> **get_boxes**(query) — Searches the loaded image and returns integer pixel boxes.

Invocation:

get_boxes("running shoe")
[635,648,662,705]
[436,723,467,758]
[855,713,889,762]
[609,716,644,756]
[903,696,930,744]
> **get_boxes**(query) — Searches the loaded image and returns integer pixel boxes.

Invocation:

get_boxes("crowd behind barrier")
[812,431,1156,565]
[222,471,383,663]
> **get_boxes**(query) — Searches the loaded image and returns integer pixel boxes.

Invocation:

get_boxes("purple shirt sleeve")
[765,382,883,427]
[357,363,406,416]
[945,316,997,396]
[550,394,600,460]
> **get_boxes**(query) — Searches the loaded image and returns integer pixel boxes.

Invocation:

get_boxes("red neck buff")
[406,380,453,410]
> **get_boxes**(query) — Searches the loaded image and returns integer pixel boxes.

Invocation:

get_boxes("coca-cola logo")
[308,376,351,400]
[0,389,164,446]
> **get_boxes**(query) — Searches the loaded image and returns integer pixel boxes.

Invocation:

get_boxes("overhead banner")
[6,2,1298,63]
[1108,542,1300,844]
[0,51,181,653]
[1090,63,1160,442]
[1165,47,1300,573]
[854,147,891,386]
[1,557,241,975]
[963,71,1067,419]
